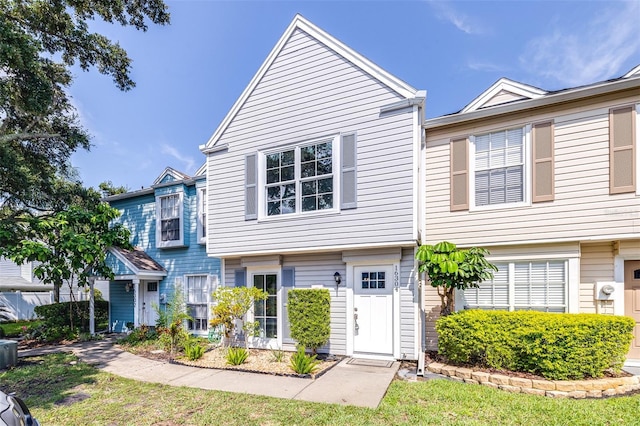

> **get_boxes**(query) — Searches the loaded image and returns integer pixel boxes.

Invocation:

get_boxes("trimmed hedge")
[436,310,634,380]
[34,300,109,333]
[287,289,331,352]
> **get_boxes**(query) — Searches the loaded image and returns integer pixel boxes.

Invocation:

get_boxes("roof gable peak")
[201,14,418,152]
[153,167,190,185]
[461,77,547,113]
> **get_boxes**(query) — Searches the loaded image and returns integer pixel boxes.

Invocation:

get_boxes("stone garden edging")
[426,362,640,398]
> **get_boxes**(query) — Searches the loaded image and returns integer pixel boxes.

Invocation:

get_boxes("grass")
[0,319,42,337]
[1,354,639,425]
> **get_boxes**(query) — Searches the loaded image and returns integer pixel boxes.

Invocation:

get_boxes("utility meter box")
[0,340,18,370]
[594,281,618,301]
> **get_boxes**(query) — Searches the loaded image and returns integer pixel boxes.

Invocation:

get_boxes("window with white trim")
[463,261,566,312]
[253,273,277,338]
[155,191,184,248]
[472,127,526,207]
[197,187,206,243]
[186,275,209,331]
[262,138,336,217]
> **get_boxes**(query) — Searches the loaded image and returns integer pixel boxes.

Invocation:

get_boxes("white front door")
[140,281,159,326]
[353,265,393,356]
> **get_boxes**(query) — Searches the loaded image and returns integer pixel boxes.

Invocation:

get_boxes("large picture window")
[264,139,334,217]
[463,261,566,312]
[186,275,209,331]
[474,127,524,207]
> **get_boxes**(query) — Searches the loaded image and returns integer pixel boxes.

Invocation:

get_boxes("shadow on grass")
[0,353,98,410]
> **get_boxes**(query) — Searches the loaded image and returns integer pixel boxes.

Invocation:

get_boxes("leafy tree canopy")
[416,241,497,316]
[0,0,169,226]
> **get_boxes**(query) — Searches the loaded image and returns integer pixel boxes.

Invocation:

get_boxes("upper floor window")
[473,127,525,207]
[264,138,335,217]
[156,191,184,248]
[197,187,206,243]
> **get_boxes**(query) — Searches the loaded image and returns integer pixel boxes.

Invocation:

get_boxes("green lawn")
[1,353,639,425]
[0,319,41,337]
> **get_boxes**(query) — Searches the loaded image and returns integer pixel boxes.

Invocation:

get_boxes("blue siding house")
[105,166,220,334]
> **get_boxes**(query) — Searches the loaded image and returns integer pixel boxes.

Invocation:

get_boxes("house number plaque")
[394,265,399,291]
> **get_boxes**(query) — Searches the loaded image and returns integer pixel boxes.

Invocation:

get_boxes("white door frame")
[138,281,159,326]
[246,268,281,349]
[346,260,401,360]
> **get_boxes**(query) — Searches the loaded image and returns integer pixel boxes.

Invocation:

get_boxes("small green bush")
[436,310,635,380]
[120,325,158,345]
[0,327,5,338]
[225,347,249,365]
[289,345,320,375]
[288,289,331,353]
[270,346,285,363]
[184,338,206,361]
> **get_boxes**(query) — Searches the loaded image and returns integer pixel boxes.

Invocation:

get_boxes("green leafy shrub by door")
[436,310,634,380]
[288,289,330,353]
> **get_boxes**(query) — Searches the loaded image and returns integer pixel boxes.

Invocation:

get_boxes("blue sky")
[69,0,640,191]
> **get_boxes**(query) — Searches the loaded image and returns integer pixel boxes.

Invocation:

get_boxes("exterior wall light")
[334,272,342,286]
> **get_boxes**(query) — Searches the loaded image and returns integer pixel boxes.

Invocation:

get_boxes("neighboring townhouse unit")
[105,166,221,334]
[423,65,640,358]
[201,15,426,360]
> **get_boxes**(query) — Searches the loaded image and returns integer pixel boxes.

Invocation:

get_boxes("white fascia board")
[209,240,418,259]
[425,76,640,130]
[153,167,190,186]
[446,233,640,249]
[201,14,419,152]
[623,64,640,78]
[461,78,547,114]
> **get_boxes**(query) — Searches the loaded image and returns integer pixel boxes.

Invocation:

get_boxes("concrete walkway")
[17,338,399,408]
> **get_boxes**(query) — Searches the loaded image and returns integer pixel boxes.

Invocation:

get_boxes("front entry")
[139,281,159,326]
[353,265,393,356]
[625,261,640,359]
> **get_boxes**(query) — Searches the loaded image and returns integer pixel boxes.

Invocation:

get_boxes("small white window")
[470,126,529,208]
[155,191,184,248]
[197,187,206,244]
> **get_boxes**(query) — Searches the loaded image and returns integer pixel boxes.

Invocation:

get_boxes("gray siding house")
[201,15,426,360]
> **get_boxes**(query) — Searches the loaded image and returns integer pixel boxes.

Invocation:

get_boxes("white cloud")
[467,60,508,73]
[428,1,483,35]
[161,143,196,174]
[522,1,640,86]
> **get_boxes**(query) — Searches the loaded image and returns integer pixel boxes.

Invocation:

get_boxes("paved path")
[18,338,399,408]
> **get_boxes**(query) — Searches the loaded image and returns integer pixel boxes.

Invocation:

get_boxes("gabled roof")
[201,14,418,152]
[624,64,640,78]
[461,78,547,113]
[109,247,166,277]
[153,167,190,185]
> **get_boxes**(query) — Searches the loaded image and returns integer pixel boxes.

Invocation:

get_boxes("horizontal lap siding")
[579,242,615,313]
[399,248,418,358]
[425,96,640,247]
[207,29,415,257]
[111,184,221,305]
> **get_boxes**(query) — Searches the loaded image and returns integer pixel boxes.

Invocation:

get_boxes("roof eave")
[424,76,640,130]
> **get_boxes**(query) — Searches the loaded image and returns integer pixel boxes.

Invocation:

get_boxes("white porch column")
[89,277,95,336]
[133,278,140,328]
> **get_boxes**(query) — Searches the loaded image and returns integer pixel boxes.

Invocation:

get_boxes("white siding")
[425,94,640,247]
[399,247,418,358]
[207,29,415,257]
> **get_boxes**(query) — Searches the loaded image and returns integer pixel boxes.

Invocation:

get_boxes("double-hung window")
[463,260,567,312]
[473,127,525,207]
[264,139,335,217]
[186,275,209,331]
[156,191,183,248]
